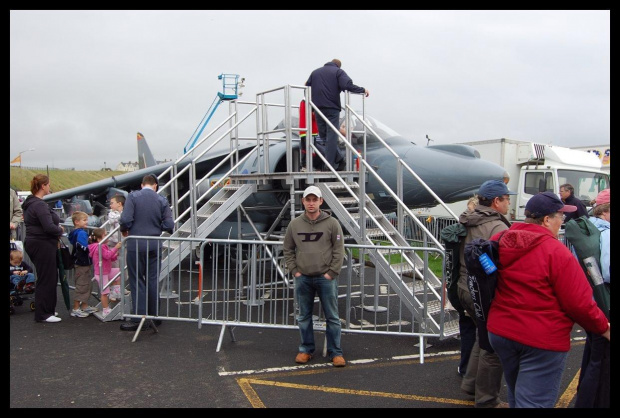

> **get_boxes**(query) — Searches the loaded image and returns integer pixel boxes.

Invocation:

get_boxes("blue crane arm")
[184,95,223,153]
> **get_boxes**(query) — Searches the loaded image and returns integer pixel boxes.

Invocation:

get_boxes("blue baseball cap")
[525,191,577,219]
[478,180,517,199]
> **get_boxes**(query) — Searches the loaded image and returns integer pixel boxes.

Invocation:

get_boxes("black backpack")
[463,231,505,352]
[440,223,467,314]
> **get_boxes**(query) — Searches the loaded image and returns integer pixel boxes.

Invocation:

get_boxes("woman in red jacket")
[487,192,610,408]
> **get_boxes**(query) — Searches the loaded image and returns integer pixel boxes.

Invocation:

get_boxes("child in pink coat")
[88,228,122,317]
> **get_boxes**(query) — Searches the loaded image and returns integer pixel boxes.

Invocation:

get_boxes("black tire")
[29,301,35,311]
[12,296,23,307]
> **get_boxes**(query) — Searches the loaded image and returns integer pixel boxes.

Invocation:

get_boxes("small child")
[10,250,35,294]
[88,228,122,317]
[106,194,125,300]
[67,211,97,318]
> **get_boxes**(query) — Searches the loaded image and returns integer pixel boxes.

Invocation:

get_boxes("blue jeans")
[295,274,343,359]
[489,331,568,408]
[126,249,161,322]
[315,108,342,169]
[10,273,35,292]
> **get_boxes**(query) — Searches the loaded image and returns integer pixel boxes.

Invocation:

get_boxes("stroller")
[10,277,35,314]
[10,241,35,315]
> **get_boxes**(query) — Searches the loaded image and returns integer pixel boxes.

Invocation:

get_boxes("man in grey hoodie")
[283,185,346,367]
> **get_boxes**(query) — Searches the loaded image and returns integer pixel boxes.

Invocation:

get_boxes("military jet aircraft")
[43,114,508,235]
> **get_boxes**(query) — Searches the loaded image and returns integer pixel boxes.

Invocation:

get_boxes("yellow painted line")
[554,339,584,408]
[556,367,581,408]
[237,377,473,408]
[237,378,266,408]
[229,338,585,408]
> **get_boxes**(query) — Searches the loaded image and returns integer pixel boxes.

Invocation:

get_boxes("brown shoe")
[295,352,312,364]
[332,356,346,367]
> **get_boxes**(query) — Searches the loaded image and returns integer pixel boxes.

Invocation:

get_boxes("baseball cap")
[477,180,517,199]
[595,189,610,205]
[303,186,322,199]
[525,191,577,219]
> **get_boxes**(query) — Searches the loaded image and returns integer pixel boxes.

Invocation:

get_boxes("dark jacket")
[68,228,92,266]
[21,195,63,242]
[563,194,588,224]
[305,62,365,111]
[120,187,174,252]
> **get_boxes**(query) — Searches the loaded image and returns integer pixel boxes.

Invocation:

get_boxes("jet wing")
[43,143,255,203]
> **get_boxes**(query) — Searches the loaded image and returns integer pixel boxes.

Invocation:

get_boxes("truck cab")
[513,144,610,220]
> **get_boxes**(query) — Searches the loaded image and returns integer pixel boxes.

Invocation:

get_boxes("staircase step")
[426,299,443,316]
[325,182,359,190]
[350,212,385,221]
[338,197,358,205]
[91,301,125,322]
[389,261,415,275]
[163,240,180,251]
[443,318,460,337]
[411,280,439,293]
[365,228,396,238]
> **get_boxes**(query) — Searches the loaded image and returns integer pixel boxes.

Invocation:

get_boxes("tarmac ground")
[10,282,590,410]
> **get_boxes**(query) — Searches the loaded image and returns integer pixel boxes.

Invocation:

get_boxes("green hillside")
[10,167,125,193]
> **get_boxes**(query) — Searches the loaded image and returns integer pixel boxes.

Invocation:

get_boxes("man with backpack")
[456,179,514,408]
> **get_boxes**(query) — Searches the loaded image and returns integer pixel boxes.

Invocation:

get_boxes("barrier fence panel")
[120,235,452,360]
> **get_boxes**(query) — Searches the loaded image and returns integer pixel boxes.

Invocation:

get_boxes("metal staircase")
[105,81,458,338]
[158,183,256,283]
[317,181,458,337]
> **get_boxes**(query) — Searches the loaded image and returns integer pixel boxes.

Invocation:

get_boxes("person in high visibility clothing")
[299,98,318,171]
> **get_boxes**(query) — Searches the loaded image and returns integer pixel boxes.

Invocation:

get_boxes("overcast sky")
[10,10,610,170]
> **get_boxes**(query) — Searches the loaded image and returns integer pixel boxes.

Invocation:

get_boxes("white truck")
[572,144,610,174]
[419,138,610,222]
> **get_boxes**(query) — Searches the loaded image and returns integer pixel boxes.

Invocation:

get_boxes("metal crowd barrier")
[119,235,452,362]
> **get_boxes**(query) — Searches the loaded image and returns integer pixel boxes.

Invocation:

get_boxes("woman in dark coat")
[22,174,64,323]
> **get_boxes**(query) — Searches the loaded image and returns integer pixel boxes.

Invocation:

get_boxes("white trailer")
[420,138,610,221]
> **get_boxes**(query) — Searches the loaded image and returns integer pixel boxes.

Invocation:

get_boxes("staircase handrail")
[156,106,258,225]
[309,102,445,250]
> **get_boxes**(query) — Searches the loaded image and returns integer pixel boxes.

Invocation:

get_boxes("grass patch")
[10,167,125,193]
[349,240,443,278]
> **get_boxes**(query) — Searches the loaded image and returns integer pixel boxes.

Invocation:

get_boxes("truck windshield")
[557,170,610,204]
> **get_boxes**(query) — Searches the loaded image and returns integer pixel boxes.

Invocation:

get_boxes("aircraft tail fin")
[137,132,157,169]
